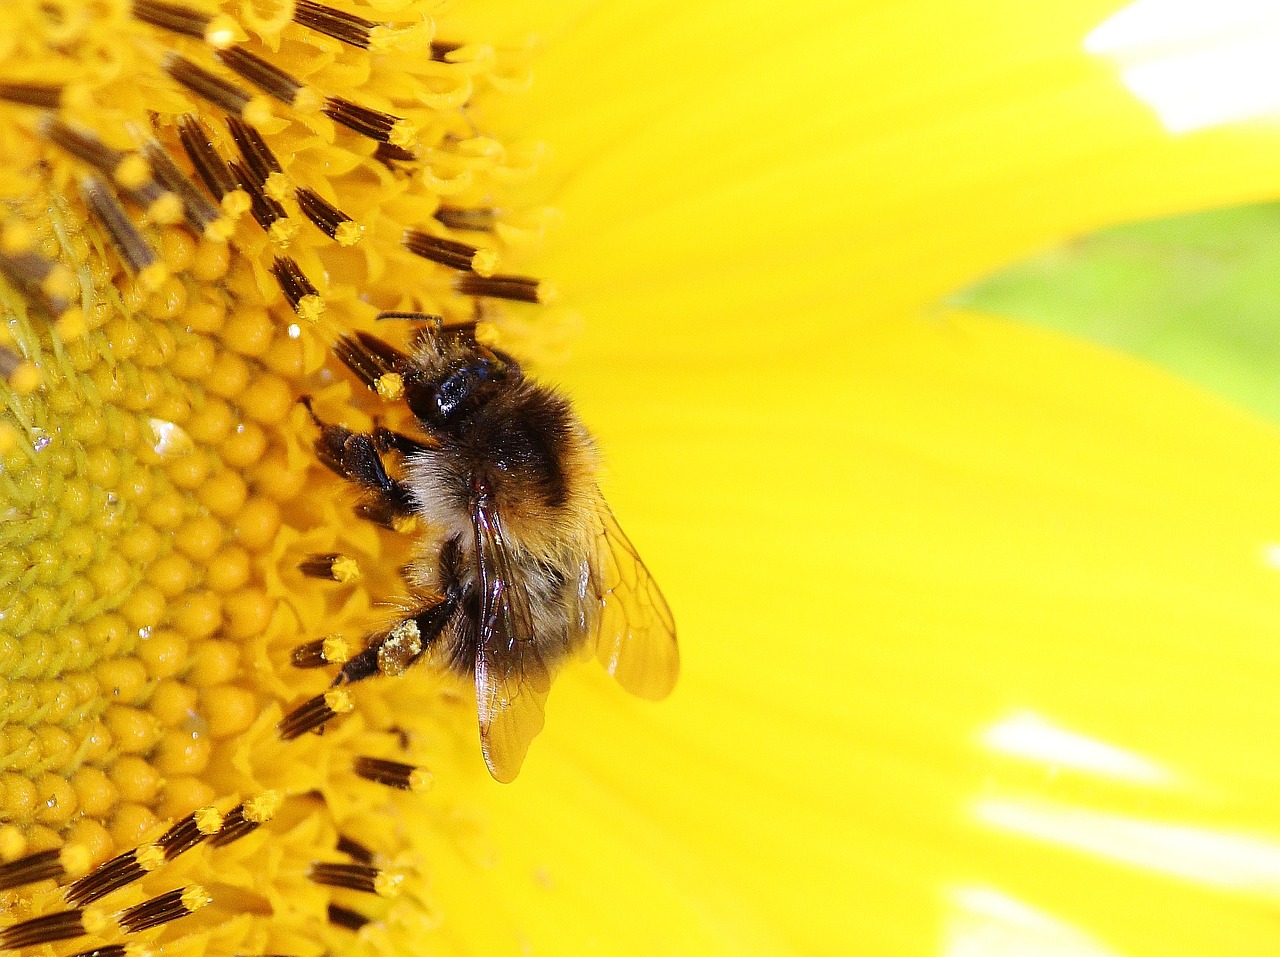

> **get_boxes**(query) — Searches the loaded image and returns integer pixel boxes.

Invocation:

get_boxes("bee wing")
[586,503,679,700]
[471,492,552,783]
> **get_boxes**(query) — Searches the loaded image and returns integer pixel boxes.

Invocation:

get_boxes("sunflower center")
[0,0,551,951]
[1,181,296,860]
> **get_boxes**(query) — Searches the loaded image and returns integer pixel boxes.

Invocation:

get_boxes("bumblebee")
[298,318,679,782]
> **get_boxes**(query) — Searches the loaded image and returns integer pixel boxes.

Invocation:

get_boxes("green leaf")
[954,202,1280,424]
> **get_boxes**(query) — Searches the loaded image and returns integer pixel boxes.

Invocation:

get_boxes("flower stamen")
[163,54,256,119]
[321,96,416,148]
[116,885,211,933]
[0,845,90,892]
[292,0,377,50]
[277,688,355,740]
[225,116,283,187]
[308,861,403,897]
[298,552,362,583]
[39,118,145,187]
[207,792,282,847]
[155,805,224,859]
[230,159,294,242]
[373,141,416,166]
[63,844,167,907]
[434,205,497,232]
[403,229,497,276]
[295,189,361,246]
[0,82,63,109]
[325,902,370,932]
[176,114,249,214]
[78,176,166,289]
[270,255,324,320]
[454,273,547,304]
[352,756,433,792]
[0,245,74,317]
[291,635,353,668]
[0,906,91,948]
[214,47,304,107]
[139,139,228,239]
[130,0,212,41]
[335,834,375,863]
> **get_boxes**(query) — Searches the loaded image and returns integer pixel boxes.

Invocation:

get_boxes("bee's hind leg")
[334,593,460,686]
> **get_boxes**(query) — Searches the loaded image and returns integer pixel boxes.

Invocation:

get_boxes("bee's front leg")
[302,398,416,524]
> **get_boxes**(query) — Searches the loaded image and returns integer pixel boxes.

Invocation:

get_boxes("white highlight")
[148,417,193,457]
[1261,542,1280,569]
[1085,0,1280,132]
[945,887,1121,957]
[983,712,1171,785]
[979,798,1280,895]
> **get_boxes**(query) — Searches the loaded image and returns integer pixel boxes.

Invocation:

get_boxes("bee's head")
[406,345,518,428]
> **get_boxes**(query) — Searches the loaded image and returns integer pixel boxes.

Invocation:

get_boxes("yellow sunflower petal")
[481,0,1280,351]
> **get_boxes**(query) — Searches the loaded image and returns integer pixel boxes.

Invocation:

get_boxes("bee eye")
[434,369,473,418]
[409,358,507,425]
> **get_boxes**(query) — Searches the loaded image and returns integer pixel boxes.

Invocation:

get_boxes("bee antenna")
[375,310,444,326]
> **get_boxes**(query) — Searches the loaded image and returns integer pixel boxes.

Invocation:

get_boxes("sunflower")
[4,0,1280,955]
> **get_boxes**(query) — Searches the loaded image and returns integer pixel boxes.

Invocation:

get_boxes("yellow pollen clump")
[374,870,405,898]
[54,309,88,341]
[137,262,170,293]
[204,14,246,48]
[82,905,113,935]
[471,248,499,277]
[392,514,419,534]
[242,98,275,129]
[324,688,355,716]
[113,155,151,191]
[184,884,213,910]
[146,193,185,227]
[334,221,364,247]
[244,790,283,824]
[330,555,361,584]
[194,805,223,834]
[376,372,405,401]
[536,280,560,305]
[407,767,434,793]
[389,120,419,150]
[296,294,325,323]
[220,190,251,219]
[267,218,300,246]
[322,635,352,664]
[2,223,33,254]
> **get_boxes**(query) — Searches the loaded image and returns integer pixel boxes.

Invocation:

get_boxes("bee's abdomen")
[432,535,582,677]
